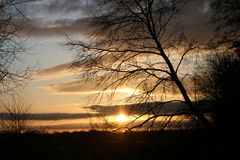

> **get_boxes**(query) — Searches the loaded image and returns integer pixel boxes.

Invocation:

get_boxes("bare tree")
[66,0,211,129]
[0,0,32,94]
[210,0,240,52]
[0,95,32,133]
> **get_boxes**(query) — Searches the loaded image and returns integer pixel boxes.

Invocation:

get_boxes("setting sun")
[116,114,128,123]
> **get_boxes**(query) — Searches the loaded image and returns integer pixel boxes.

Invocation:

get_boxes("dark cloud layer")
[0,103,179,121]
[86,100,211,116]
[0,100,211,121]
[0,113,98,121]
[27,0,213,38]
[181,0,214,39]
[87,101,189,116]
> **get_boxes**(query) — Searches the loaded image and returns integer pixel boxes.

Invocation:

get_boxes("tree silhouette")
[0,0,31,94]
[210,0,240,51]
[194,52,240,129]
[67,0,211,129]
[193,0,240,129]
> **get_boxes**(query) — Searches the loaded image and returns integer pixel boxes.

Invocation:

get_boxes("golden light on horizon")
[115,114,129,123]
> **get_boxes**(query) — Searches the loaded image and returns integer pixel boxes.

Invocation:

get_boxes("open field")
[0,130,234,160]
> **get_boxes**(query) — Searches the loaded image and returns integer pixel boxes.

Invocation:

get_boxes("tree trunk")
[158,45,211,128]
[172,72,211,128]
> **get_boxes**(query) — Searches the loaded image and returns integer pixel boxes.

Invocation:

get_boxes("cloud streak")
[32,63,74,80]
[41,77,142,95]
[47,0,95,14]
[42,80,100,94]
[27,17,94,37]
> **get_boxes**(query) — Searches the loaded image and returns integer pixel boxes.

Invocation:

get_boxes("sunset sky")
[11,0,214,131]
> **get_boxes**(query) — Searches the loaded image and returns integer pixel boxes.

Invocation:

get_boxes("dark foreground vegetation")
[0,130,236,160]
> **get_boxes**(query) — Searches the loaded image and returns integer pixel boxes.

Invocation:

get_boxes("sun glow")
[115,114,129,123]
